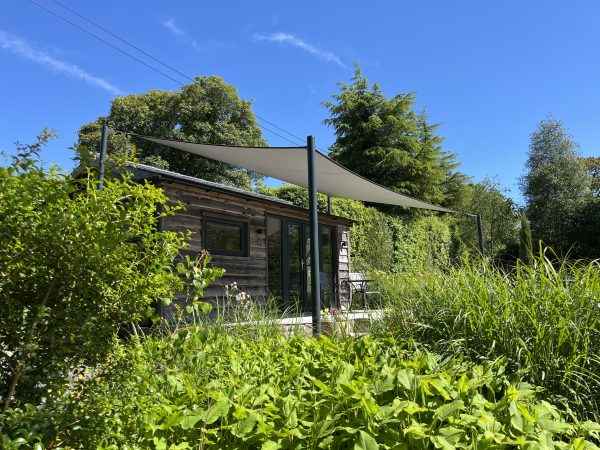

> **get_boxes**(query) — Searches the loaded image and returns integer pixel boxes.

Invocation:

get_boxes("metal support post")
[307,135,321,336]
[98,120,109,191]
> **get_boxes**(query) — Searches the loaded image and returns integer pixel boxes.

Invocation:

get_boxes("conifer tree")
[323,64,467,208]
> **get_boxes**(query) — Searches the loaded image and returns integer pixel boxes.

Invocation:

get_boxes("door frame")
[268,215,337,313]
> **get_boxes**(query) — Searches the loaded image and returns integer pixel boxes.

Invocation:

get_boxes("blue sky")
[1,1,599,203]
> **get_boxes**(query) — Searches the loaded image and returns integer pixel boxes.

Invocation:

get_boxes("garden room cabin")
[130,164,353,320]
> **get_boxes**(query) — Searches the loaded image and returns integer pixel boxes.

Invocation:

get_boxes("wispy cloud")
[0,30,124,96]
[252,32,345,67]
[161,18,200,49]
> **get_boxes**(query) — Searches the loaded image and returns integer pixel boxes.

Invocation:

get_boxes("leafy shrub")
[0,132,191,411]
[376,252,600,420]
[8,328,599,448]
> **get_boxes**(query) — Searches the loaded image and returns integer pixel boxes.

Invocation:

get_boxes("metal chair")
[346,272,380,311]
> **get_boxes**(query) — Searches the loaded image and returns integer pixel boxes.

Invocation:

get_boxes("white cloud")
[161,18,199,49]
[0,30,124,96]
[253,32,345,67]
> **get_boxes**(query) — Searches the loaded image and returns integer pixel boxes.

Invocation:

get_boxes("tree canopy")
[77,76,266,189]
[583,156,600,197]
[520,117,591,252]
[323,64,468,209]
[458,177,519,260]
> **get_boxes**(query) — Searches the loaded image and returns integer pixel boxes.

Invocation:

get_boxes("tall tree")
[77,76,266,189]
[520,117,591,252]
[323,64,467,208]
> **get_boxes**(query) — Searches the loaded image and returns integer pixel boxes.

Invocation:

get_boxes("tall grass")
[376,252,600,419]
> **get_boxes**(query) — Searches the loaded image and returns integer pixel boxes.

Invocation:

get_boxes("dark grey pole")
[327,196,332,214]
[476,213,485,256]
[98,120,109,191]
[307,135,321,336]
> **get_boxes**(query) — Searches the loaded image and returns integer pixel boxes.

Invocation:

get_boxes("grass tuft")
[376,251,600,419]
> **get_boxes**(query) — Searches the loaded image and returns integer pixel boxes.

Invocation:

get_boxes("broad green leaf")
[537,418,571,434]
[180,414,204,430]
[456,373,470,394]
[318,436,336,448]
[153,436,168,450]
[205,396,230,425]
[434,400,464,422]
[430,435,455,450]
[581,420,600,433]
[399,400,427,415]
[231,412,259,437]
[163,411,184,428]
[313,419,336,439]
[340,382,361,395]
[314,379,330,392]
[537,430,556,450]
[404,421,427,438]
[396,369,413,390]
[509,401,524,432]
[281,427,306,439]
[438,426,465,445]
[262,440,282,450]
[336,362,355,385]
[372,373,395,395]
[354,430,379,450]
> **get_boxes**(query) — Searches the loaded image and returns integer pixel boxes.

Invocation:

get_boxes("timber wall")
[156,180,351,319]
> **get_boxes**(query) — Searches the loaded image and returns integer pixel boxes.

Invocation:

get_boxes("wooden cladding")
[157,180,351,312]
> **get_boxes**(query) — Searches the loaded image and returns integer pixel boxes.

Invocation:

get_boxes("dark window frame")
[265,214,339,311]
[202,215,249,257]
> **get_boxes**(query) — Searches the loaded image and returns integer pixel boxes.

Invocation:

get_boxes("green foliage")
[519,211,533,265]
[257,184,329,211]
[458,178,519,260]
[330,202,453,274]
[568,198,600,258]
[4,329,598,448]
[260,184,455,273]
[521,118,592,253]
[323,64,469,209]
[77,76,266,189]
[331,197,395,272]
[583,156,600,198]
[376,252,600,419]
[0,131,191,410]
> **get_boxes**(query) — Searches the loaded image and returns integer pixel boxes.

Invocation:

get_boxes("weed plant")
[375,252,600,420]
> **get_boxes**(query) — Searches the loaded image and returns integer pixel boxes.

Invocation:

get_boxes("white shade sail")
[134,135,456,214]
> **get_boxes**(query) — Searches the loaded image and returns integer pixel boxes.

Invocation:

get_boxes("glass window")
[319,225,335,308]
[203,218,248,256]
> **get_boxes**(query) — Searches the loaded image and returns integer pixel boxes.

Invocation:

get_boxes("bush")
[6,328,600,448]
[376,252,600,419]
[0,131,189,410]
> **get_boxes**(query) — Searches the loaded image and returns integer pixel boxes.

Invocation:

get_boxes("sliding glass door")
[267,216,336,313]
